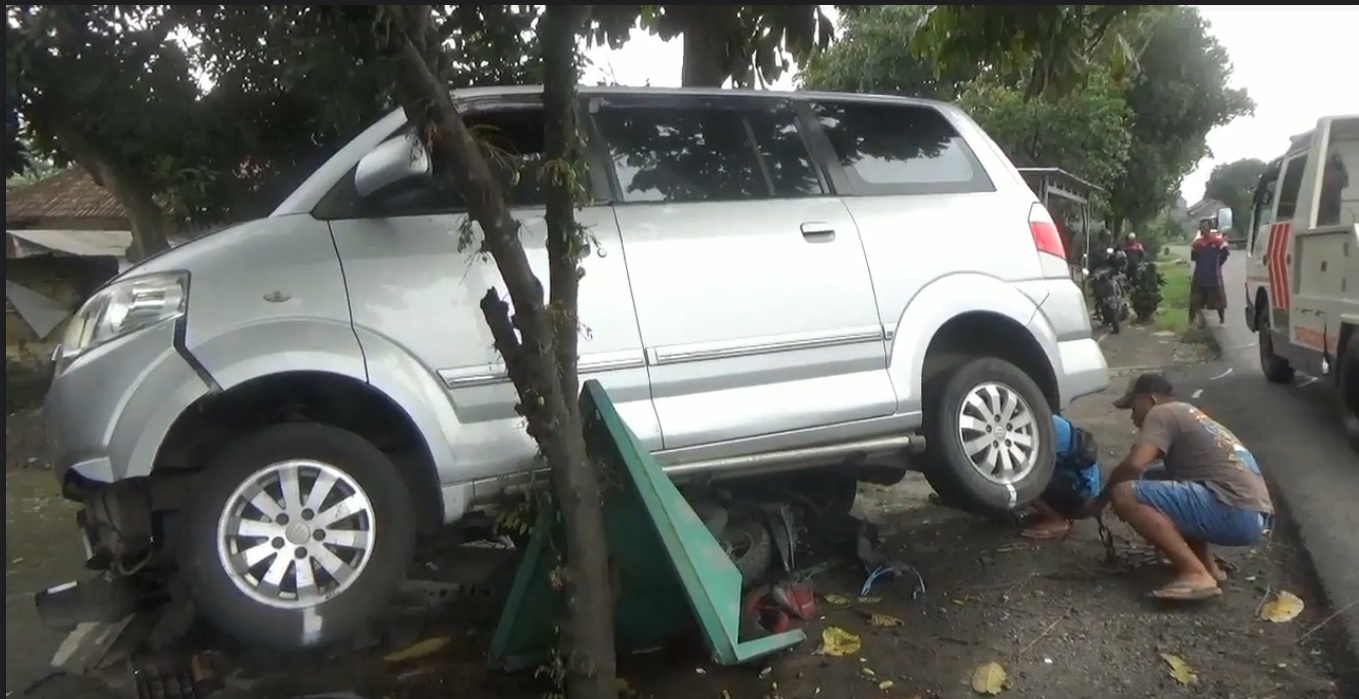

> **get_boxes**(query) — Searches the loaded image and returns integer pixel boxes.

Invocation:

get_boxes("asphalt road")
[1171,249,1359,661]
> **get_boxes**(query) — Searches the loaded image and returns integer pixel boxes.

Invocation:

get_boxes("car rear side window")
[810,100,994,196]
[593,100,826,204]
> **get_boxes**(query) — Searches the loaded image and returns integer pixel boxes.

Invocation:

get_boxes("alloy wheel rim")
[956,382,1039,485]
[216,459,376,610]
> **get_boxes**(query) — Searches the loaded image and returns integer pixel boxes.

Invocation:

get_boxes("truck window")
[1319,117,1356,226]
[1249,164,1280,258]
[1274,156,1307,222]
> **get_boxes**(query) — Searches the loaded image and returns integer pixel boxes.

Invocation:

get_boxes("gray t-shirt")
[1135,402,1273,513]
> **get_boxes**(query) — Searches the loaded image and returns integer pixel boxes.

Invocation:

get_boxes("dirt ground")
[5,324,1352,698]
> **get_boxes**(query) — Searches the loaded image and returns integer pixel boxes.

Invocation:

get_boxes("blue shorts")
[1132,471,1268,546]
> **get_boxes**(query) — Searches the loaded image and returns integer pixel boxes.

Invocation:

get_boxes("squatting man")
[1022,373,1273,600]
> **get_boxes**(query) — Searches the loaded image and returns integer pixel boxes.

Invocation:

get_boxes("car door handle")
[800,223,835,241]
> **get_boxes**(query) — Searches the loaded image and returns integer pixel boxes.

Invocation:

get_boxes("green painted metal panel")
[488,380,805,671]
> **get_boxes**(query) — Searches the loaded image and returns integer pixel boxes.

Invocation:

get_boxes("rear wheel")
[921,357,1056,514]
[1257,310,1295,384]
[1339,339,1359,452]
[1105,300,1122,334]
[176,422,416,651]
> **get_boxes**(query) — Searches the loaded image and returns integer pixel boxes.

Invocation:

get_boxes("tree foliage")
[1104,6,1254,234]
[799,6,970,100]
[912,5,1154,99]
[1204,158,1268,236]
[801,6,1132,191]
[6,4,544,258]
[593,5,837,87]
[958,76,1131,189]
[7,5,204,258]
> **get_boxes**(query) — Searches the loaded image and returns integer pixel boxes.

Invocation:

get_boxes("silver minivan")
[41,86,1108,650]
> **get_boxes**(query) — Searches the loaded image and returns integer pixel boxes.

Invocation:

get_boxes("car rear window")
[809,100,994,196]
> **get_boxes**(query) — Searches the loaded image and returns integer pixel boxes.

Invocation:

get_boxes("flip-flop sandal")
[1020,524,1072,541]
[1149,581,1222,601]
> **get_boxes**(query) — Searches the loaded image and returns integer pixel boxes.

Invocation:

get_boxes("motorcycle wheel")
[1105,301,1122,334]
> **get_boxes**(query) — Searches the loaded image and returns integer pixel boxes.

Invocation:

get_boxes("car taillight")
[1028,204,1066,260]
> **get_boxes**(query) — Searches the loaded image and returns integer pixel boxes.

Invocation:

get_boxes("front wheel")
[921,357,1056,514]
[1256,311,1295,384]
[176,422,416,651]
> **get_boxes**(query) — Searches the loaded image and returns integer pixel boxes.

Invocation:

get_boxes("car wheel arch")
[887,274,1057,412]
[152,369,445,534]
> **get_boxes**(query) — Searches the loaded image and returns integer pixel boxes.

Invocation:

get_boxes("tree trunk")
[54,127,171,262]
[680,11,741,88]
[682,30,730,87]
[91,161,171,262]
[540,6,619,698]
[377,6,617,698]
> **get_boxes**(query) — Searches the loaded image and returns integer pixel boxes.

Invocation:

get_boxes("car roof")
[451,84,953,110]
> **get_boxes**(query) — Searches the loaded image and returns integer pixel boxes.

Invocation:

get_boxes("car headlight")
[59,271,188,358]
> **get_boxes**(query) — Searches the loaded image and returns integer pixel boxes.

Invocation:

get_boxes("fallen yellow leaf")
[971,661,1007,695]
[867,612,904,627]
[1161,653,1198,686]
[814,626,862,657]
[822,594,852,606]
[382,636,451,663]
[1259,590,1305,623]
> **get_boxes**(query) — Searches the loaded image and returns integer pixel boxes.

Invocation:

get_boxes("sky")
[582,6,1359,205]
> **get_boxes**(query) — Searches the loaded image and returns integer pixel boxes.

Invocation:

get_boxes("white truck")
[1242,115,1359,446]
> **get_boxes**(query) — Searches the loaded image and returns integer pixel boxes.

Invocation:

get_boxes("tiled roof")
[5,168,127,223]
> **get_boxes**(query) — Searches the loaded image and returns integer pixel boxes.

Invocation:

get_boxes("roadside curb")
[1202,321,1359,676]
[1182,325,1223,359]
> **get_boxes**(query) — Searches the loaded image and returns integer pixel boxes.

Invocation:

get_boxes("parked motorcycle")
[1090,247,1131,334]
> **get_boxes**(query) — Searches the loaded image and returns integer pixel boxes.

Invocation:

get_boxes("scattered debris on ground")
[5,326,1350,699]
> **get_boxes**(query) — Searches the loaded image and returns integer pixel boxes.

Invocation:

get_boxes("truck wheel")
[1257,311,1295,383]
[1340,340,1359,451]
[921,357,1056,514]
[176,422,416,651]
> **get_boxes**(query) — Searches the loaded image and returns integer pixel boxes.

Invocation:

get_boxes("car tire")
[176,422,416,651]
[1257,310,1295,384]
[921,357,1056,514]
[1339,340,1359,452]
[719,517,773,587]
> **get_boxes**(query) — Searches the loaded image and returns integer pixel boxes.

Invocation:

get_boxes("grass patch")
[1154,260,1191,334]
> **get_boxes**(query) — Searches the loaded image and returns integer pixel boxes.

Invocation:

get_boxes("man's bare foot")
[1020,520,1071,541]
[1162,558,1227,582]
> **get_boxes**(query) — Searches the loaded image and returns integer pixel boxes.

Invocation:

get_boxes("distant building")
[5,168,127,359]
